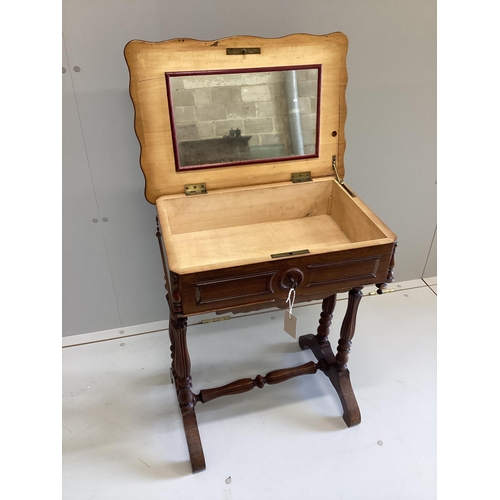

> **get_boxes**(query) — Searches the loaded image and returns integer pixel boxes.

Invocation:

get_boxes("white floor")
[62,278,437,500]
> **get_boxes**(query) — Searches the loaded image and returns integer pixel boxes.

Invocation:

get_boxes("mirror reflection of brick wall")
[296,69,318,155]
[170,69,318,163]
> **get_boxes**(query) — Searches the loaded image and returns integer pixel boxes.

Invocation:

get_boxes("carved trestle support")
[299,287,364,427]
[162,218,370,471]
[169,313,206,473]
[170,287,366,429]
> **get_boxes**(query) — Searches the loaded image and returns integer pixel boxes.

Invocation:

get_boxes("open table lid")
[125,32,348,203]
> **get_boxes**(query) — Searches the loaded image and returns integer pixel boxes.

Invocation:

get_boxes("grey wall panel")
[62,37,122,335]
[423,228,437,278]
[62,0,436,335]
[327,2,437,283]
[62,3,174,331]
[61,82,169,328]
[345,83,437,282]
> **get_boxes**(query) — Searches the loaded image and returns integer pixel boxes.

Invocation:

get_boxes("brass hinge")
[291,171,312,183]
[184,183,207,195]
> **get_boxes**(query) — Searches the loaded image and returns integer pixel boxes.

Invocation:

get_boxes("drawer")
[176,244,394,316]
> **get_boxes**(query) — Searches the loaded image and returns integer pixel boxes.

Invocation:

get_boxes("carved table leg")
[330,286,363,426]
[169,314,206,473]
[298,294,337,365]
[299,287,364,427]
[157,221,206,473]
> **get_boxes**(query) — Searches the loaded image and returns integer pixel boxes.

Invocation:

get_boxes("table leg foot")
[299,332,361,427]
[324,366,361,427]
[181,410,206,474]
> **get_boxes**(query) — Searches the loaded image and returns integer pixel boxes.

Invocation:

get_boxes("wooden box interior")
[156,177,394,275]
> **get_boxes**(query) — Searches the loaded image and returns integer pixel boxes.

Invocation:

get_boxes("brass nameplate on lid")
[226,47,261,55]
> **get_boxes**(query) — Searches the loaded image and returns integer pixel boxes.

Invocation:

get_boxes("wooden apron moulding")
[125,33,397,473]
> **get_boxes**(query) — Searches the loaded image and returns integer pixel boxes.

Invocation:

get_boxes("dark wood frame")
[125,33,397,474]
[157,218,397,473]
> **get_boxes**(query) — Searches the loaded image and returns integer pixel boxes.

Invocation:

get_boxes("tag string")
[286,287,296,317]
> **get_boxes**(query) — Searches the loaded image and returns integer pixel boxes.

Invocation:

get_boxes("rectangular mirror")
[165,65,321,171]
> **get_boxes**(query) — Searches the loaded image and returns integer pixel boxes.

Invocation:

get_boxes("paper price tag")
[284,309,297,338]
[284,285,297,338]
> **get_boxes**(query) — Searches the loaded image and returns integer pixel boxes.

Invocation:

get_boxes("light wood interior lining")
[161,178,333,235]
[157,178,394,273]
[328,181,387,242]
[168,216,350,272]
